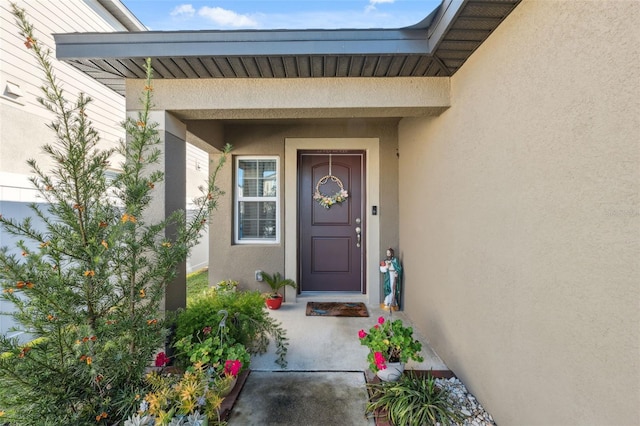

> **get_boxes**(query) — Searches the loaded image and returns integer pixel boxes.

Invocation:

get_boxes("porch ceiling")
[55,0,520,96]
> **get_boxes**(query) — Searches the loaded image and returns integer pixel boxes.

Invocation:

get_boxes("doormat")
[305,302,369,317]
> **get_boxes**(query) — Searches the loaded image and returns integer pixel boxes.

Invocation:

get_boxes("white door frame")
[284,138,381,305]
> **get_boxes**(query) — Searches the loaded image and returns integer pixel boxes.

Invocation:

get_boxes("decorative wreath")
[314,175,349,209]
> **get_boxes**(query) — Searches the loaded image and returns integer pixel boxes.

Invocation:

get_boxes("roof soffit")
[54,0,521,95]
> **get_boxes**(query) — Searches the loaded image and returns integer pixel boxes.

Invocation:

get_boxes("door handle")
[355,226,361,248]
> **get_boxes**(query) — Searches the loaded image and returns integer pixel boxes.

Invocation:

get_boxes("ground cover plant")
[366,371,466,426]
[0,5,229,424]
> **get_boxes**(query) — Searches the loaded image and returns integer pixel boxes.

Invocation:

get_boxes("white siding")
[0,0,130,176]
[186,143,210,272]
[0,0,138,336]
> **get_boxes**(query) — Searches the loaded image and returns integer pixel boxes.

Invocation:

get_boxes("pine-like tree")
[0,5,230,424]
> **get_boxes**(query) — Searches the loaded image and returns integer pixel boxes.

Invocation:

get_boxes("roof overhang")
[55,0,520,95]
[96,0,146,32]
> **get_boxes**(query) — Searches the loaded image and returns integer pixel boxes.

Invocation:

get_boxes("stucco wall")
[208,119,400,295]
[398,1,639,424]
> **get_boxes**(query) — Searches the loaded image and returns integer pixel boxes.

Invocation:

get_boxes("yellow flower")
[84,270,95,277]
[162,242,172,248]
[86,356,92,365]
[139,289,145,298]
[101,240,108,249]
[0,410,5,417]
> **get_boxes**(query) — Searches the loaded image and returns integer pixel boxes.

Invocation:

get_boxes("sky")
[121,0,442,31]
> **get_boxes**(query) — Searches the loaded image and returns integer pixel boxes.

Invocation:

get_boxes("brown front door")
[298,151,365,292]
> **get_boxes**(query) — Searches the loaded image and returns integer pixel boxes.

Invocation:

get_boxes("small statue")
[380,247,402,311]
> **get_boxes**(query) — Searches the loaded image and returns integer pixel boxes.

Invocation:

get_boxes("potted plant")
[214,279,238,293]
[259,271,297,310]
[358,316,424,381]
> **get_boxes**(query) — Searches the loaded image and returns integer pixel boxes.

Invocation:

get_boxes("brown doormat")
[305,301,369,317]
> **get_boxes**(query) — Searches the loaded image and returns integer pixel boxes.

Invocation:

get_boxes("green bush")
[0,6,229,424]
[174,290,289,368]
[173,325,250,373]
[366,372,465,426]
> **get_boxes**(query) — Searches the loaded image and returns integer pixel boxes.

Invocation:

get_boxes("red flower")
[202,326,212,335]
[224,359,242,377]
[155,352,169,367]
[358,329,367,339]
[374,351,387,370]
[378,316,385,325]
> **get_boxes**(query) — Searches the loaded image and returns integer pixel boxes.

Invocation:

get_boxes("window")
[235,157,279,244]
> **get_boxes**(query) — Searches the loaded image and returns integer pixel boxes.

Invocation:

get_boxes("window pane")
[260,220,276,238]
[239,160,257,178]
[236,157,278,243]
[238,160,255,197]
[259,201,276,220]
[259,161,277,197]
[239,201,276,240]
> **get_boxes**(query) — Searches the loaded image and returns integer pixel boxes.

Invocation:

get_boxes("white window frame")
[234,156,280,245]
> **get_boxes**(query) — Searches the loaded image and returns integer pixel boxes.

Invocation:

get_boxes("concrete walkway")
[227,296,447,425]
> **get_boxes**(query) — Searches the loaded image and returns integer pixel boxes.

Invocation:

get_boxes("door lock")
[355,226,361,248]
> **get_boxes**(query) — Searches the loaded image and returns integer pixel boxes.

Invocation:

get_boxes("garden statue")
[380,247,402,311]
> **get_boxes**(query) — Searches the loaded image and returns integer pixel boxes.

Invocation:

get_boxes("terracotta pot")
[376,362,405,382]
[265,295,283,310]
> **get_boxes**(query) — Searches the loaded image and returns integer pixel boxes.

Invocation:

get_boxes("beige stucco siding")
[398,1,639,424]
[208,119,400,296]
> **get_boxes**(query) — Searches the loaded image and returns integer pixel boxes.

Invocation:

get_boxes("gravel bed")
[436,377,497,425]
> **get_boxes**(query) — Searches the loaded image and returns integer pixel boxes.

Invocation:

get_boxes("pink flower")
[154,352,169,367]
[378,316,385,325]
[202,326,212,335]
[224,359,242,377]
[358,329,367,339]
[374,324,379,329]
[374,351,387,370]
